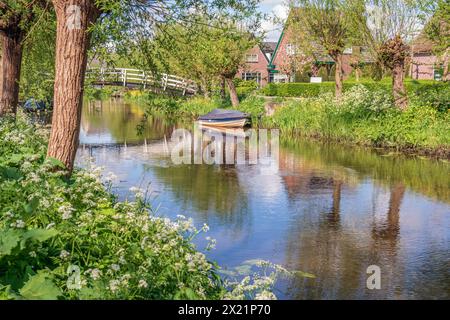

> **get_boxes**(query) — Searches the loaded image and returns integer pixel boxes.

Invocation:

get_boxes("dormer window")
[246,54,259,63]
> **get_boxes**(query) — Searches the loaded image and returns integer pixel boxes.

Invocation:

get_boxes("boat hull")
[197,118,248,128]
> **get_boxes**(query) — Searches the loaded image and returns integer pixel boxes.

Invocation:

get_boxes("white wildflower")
[138,279,148,289]
[110,264,120,272]
[10,219,25,229]
[58,204,74,220]
[255,290,277,300]
[109,279,120,293]
[60,250,70,260]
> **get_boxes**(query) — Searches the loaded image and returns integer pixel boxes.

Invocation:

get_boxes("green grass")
[261,80,449,112]
[262,86,449,155]
[117,83,449,156]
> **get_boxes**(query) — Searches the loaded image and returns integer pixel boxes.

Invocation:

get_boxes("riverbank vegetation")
[263,86,449,157]
[262,80,449,111]
[124,83,449,158]
[0,116,296,300]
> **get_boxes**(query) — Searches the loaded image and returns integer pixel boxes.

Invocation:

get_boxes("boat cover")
[198,109,249,121]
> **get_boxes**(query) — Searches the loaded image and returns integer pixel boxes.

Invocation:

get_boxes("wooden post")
[182,79,187,96]
[100,67,104,88]
[143,71,146,89]
[163,74,168,91]
[123,69,127,87]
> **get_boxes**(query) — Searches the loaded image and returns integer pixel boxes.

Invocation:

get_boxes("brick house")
[236,43,276,87]
[267,17,368,83]
[410,36,440,80]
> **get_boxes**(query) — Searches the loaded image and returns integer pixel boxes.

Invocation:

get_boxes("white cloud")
[260,3,289,41]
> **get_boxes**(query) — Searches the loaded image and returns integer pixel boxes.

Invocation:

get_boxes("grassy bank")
[261,86,450,158]
[124,84,449,158]
[261,80,449,112]
[0,116,286,300]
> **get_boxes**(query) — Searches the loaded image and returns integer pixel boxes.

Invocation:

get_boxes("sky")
[258,0,290,42]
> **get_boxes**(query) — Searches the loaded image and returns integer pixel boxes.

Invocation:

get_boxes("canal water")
[76,99,450,300]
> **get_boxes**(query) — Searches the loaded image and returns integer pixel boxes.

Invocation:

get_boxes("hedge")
[261,80,449,111]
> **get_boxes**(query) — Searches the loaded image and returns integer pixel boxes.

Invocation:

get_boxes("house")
[410,35,440,80]
[236,42,276,87]
[267,13,370,83]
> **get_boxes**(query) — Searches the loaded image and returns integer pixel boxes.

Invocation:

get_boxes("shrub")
[261,80,449,111]
[263,87,450,151]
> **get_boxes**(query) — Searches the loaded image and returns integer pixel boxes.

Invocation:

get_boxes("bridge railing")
[86,68,198,95]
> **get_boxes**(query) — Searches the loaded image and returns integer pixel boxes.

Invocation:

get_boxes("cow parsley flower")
[110,264,120,272]
[60,250,70,260]
[255,290,277,300]
[138,279,148,289]
[109,279,120,293]
[10,219,25,229]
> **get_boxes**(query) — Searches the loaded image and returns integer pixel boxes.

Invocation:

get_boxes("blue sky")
[258,0,289,42]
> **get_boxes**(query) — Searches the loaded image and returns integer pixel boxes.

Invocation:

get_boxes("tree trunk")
[199,78,209,98]
[443,49,449,82]
[225,77,239,107]
[355,68,361,82]
[334,54,343,99]
[220,76,226,101]
[47,0,99,173]
[392,61,408,110]
[311,63,319,77]
[0,29,23,116]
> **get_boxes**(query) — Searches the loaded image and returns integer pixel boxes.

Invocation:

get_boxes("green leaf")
[23,198,40,215]
[0,229,22,257]
[19,272,62,300]
[0,166,22,180]
[23,228,59,242]
[7,154,25,165]
[45,157,66,169]
[174,287,199,300]
[20,228,58,250]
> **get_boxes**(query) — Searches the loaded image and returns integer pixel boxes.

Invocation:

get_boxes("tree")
[153,16,259,106]
[46,0,260,174]
[355,0,429,110]
[0,0,49,116]
[424,0,449,81]
[290,1,360,99]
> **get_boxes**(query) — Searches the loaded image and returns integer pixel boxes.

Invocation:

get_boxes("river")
[76,99,450,300]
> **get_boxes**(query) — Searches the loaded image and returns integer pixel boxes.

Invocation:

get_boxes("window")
[246,54,259,63]
[269,73,275,83]
[286,44,296,56]
[241,72,262,84]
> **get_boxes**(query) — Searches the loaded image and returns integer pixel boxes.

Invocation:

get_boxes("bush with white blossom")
[0,116,292,300]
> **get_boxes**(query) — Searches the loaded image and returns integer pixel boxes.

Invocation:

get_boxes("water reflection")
[76,99,450,300]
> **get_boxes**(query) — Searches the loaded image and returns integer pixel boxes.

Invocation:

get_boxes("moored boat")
[197,109,250,128]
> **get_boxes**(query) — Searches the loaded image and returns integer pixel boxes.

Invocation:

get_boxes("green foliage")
[262,85,450,151]
[13,2,56,102]
[0,116,289,300]
[84,86,122,101]
[423,0,450,57]
[261,80,449,111]
[0,116,224,300]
